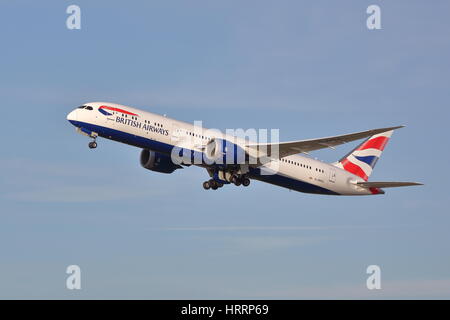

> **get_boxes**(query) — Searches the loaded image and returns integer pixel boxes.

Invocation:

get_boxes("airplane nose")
[67,110,77,122]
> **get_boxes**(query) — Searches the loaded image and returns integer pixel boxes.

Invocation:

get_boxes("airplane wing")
[356,181,423,188]
[246,126,404,158]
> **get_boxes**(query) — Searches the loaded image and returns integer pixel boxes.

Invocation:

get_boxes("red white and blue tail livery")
[335,130,393,181]
[67,102,422,196]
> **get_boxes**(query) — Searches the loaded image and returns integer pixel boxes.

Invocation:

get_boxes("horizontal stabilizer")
[356,181,423,189]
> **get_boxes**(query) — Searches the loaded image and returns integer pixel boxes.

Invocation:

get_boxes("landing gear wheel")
[203,181,211,190]
[233,177,242,186]
[88,141,97,149]
[242,178,251,187]
[211,180,219,190]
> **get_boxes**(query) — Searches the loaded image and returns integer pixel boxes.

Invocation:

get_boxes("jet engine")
[204,138,247,165]
[140,149,182,174]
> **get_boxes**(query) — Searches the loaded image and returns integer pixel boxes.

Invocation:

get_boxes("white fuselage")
[67,102,374,195]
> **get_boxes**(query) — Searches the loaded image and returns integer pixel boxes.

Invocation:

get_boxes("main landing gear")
[230,174,251,187]
[202,175,250,190]
[202,179,224,190]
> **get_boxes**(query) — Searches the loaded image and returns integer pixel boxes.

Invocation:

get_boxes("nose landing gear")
[76,128,98,149]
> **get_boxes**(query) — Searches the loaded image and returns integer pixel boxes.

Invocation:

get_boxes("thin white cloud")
[244,279,450,299]
[3,185,166,203]
[228,235,331,251]
[158,225,387,232]
[0,156,173,203]
[0,157,98,179]
[160,226,328,231]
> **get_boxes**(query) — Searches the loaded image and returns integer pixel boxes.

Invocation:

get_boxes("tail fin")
[333,130,395,181]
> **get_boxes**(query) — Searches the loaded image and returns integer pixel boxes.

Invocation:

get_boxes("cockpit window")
[77,105,93,110]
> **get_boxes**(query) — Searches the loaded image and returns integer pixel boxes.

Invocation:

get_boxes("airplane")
[66,102,422,196]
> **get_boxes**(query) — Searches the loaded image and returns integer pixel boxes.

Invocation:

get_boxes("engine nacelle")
[140,149,182,174]
[204,138,247,165]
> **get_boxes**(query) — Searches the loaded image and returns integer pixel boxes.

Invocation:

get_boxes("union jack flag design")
[334,130,393,181]
[98,105,139,117]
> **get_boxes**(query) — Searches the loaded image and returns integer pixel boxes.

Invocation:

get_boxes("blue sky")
[0,0,449,299]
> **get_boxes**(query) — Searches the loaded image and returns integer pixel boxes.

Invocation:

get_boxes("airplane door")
[329,168,336,183]
[104,113,115,127]
[171,123,181,144]
[96,107,114,126]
